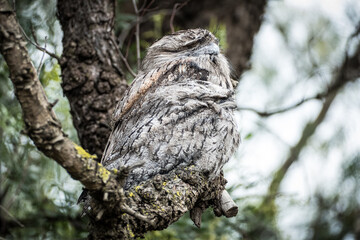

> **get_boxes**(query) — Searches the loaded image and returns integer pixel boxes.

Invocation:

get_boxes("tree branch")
[0,205,24,228]
[87,167,228,239]
[118,49,137,77]
[262,32,360,209]
[18,24,60,62]
[238,85,336,117]
[169,0,191,33]
[0,0,117,193]
[36,36,47,73]
[132,0,141,70]
[239,28,360,118]
[262,90,337,209]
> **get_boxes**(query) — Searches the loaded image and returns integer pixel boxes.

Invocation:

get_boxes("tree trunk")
[57,0,128,157]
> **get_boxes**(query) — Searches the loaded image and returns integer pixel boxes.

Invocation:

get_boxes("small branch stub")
[220,190,238,218]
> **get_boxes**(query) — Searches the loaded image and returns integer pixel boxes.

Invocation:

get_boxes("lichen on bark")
[87,166,227,239]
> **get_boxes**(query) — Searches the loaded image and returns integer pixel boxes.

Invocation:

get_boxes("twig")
[109,37,137,77]
[120,203,156,227]
[170,0,191,33]
[37,36,47,74]
[0,205,24,228]
[0,0,117,192]
[117,9,173,49]
[128,0,156,71]
[119,50,137,77]
[138,0,156,14]
[19,25,60,62]
[345,20,360,52]
[169,4,180,33]
[30,24,38,44]
[132,0,141,70]
[125,32,133,58]
[238,93,323,117]
[237,67,359,118]
[138,0,149,13]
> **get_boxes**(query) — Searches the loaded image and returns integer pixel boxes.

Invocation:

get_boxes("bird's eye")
[184,37,206,49]
[161,48,178,53]
[184,40,200,49]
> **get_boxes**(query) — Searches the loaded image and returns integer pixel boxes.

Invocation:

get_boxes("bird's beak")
[193,42,220,56]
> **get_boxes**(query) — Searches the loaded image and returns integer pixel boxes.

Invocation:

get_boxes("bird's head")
[148,28,219,55]
[141,29,228,74]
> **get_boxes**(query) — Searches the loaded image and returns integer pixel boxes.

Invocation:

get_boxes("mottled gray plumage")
[102,28,240,189]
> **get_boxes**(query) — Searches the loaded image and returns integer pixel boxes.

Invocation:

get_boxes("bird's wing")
[111,68,165,128]
[101,79,238,189]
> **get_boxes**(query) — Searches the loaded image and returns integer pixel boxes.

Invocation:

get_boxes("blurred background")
[0,0,359,239]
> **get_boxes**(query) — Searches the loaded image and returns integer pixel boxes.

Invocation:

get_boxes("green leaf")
[40,63,61,87]
[244,132,253,140]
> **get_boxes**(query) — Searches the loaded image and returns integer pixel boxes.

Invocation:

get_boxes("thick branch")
[0,0,116,192]
[87,167,228,239]
[57,0,128,158]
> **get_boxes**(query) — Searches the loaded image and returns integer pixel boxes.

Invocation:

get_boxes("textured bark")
[87,167,227,239]
[0,0,116,192]
[57,0,128,157]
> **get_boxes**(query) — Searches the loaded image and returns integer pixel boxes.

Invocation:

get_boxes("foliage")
[0,55,87,239]
[305,155,360,240]
[0,1,85,236]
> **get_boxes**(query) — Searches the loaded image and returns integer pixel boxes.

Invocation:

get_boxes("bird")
[99,28,240,190]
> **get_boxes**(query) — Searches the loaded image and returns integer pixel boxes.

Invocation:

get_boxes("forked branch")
[0,0,113,193]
